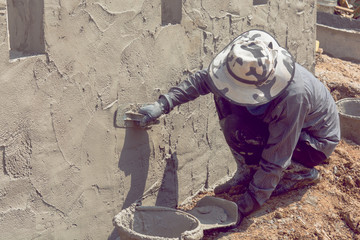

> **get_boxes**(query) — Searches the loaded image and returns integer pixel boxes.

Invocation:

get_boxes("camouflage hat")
[208,30,295,106]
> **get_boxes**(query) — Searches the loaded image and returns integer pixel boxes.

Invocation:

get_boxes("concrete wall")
[317,12,360,62]
[0,0,316,239]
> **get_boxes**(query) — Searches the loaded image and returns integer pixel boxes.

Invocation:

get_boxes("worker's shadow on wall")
[109,129,179,240]
[118,128,150,209]
[155,152,179,208]
[117,129,179,209]
[108,127,151,240]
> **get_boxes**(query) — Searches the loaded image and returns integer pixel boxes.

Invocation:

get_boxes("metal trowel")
[115,103,159,128]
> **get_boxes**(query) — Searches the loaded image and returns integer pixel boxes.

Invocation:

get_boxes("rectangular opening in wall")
[6,0,45,60]
[0,146,6,177]
[253,0,268,5]
[161,0,182,25]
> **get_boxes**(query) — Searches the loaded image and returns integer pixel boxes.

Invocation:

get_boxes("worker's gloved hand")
[138,101,164,127]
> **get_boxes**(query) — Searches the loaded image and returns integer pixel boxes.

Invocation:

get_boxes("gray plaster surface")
[0,0,317,238]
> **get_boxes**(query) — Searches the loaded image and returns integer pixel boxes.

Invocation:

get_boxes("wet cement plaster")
[0,0,317,239]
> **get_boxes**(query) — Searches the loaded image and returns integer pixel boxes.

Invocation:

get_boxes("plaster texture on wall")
[0,0,316,239]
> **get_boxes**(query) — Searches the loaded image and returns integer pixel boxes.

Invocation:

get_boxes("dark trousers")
[215,96,327,168]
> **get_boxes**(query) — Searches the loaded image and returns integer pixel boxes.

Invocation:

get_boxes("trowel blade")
[115,103,159,128]
[186,196,239,230]
[115,103,143,128]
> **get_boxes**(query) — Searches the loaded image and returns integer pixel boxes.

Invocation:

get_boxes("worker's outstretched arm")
[139,70,211,126]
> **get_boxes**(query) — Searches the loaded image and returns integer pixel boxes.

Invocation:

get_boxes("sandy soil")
[179,54,360,240]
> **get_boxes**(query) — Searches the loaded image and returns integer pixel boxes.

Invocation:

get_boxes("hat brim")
[207,29,295,106]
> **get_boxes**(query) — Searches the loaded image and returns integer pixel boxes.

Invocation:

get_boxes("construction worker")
[139,30,341,225]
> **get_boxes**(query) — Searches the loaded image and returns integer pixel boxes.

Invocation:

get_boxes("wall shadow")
[155,152,179,208]
[109,127,150,240]
[107,228,119,240]
[111,130,180,239]
[118,128,150,209]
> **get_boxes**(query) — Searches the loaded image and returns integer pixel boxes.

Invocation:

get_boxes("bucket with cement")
[186,196,238,230]
[113,196,238,240]
[336,98,360,144]
[113,205,203,240]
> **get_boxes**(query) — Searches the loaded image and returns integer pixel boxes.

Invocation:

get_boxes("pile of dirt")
[316,53,360,101]
[178,53,360,240]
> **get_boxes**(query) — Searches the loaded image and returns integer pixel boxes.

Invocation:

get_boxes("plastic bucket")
[336,98,360,144]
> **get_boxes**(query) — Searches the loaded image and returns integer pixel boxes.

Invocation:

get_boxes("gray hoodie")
[162,63,340,206]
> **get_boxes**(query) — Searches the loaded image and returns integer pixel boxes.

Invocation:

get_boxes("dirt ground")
[179,53,360,240]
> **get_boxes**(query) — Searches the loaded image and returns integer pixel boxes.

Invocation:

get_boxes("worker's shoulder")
[294,63,317,81]
[283,65,307,96]
[290,63,324,94]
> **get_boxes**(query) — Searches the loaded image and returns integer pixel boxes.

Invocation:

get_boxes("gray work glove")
[139,95,172,127]
[138,101,164,127]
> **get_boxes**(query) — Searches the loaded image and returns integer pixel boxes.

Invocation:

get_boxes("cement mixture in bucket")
[113,197,238,240]
[186,196,238,230]
[113,205,203,240]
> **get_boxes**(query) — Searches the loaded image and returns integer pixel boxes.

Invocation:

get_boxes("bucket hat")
[207,29,295,106]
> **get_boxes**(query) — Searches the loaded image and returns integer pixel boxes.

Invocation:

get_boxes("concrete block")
[317,24,360,62]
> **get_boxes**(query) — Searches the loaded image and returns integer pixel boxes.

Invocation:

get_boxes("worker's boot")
[272,162,321,196]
